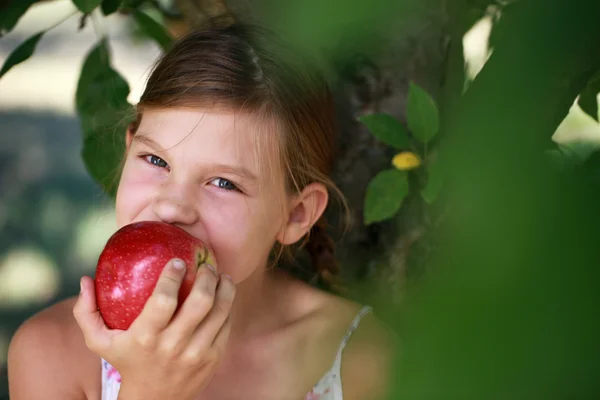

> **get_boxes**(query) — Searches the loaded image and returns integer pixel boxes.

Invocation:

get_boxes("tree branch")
[174,0,235,28]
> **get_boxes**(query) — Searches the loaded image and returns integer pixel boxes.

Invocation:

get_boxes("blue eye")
[145,155,168,169]
[211,178,238,191]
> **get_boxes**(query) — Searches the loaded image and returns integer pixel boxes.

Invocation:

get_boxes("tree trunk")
[324,1,453,301]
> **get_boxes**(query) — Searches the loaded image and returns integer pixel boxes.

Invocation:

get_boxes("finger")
[72,276,112,352]
[129,259,187,335]
[184,313,232,365]
[164,263,218,341]
[211,312,232,351]
[186,274,235,355]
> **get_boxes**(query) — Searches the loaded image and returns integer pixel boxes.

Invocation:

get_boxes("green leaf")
[359,113,410,149]
[122,0,146,8]
[72,0,102,13]
[407,82,440,144]
[364,169,409,225]
[101,0,122,15]
[578,91,598,122]
[76,40,134,197]
[0,0,38,36]
[578,71,600,122]
[580,147,600,185]
[421,157,445,204]
[82,130,127,198]
[487,1,521,50]
[0,32,44,79]
[76,41,131,128]
[133,10,173,51]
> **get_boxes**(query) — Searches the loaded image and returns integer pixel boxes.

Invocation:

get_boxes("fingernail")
[205,263,216,275]
[222,273,233,282]
[80,278,84,293]
[172,259,185,270]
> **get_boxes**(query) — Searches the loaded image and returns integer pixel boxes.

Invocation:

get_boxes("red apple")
[94,221,216,330]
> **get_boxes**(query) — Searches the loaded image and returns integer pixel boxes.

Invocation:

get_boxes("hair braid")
[305,216,343,292]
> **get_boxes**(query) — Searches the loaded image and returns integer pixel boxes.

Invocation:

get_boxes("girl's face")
[115,108,290,282]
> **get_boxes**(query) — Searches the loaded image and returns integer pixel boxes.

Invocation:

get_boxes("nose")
[153,180,199,226]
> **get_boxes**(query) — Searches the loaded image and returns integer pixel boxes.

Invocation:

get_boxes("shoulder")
[338,309,398,400]
[274,275,397,398]
[8,296,100,399]
[295,283,397,399]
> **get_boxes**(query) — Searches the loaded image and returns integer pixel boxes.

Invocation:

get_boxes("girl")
[7,20,394,400]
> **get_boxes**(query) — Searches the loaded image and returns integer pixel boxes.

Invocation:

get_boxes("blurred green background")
[1,0,600,399]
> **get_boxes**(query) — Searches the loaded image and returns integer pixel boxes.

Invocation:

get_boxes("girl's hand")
[73,259,235,400]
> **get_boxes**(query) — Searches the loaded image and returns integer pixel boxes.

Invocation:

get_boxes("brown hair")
[132,19,350,290]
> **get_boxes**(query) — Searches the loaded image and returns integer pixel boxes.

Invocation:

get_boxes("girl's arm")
[8,300,92,400]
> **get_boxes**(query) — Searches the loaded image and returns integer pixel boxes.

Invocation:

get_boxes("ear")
[125,122,136,152]
[276,183,329,245]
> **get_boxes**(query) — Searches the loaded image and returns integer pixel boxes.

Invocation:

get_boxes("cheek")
[204,198,282,277]
[115,161,156,227]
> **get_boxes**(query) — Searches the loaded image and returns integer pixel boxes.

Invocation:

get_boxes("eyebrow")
[205,163,258,182]
[133,134,165,153]
[133,134,258,182]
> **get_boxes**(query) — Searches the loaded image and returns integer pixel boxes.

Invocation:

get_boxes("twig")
[174,0,236,28]
[47,9,78,32]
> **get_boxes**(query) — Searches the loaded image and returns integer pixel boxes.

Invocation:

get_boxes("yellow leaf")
[392,151,421,170]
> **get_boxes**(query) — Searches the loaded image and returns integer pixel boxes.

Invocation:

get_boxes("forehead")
[137,108,250,150]
[135,108,285,189]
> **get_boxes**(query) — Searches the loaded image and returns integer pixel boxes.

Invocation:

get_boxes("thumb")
[72,276,112,353]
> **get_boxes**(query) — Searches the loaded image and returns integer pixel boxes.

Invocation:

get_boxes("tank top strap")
[334,305,373,361]
[309,305,373,399]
